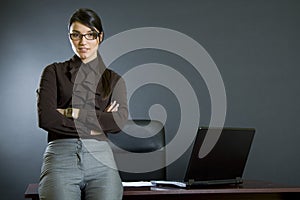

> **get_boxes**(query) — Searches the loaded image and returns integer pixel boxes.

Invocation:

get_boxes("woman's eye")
[87,33,96,38]
[72,33,80,37]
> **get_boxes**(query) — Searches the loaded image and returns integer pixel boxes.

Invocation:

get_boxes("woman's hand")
[57,101,118,136]
[56,108,80,119]
[71,108,80,119]
[105,100,119,112]
[57,108,64,115]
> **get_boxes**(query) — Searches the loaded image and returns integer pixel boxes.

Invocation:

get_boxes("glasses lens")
[69,32,99,40]
[85,32,98,40]
[70,33,80,40]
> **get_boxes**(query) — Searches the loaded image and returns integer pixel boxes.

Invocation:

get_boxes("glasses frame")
[69,31,100,41]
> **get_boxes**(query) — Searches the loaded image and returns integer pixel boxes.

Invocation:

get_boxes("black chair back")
[107,119,166,181]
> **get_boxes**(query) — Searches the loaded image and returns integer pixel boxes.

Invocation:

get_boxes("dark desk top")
[123,180,300,196]
[25,180,300,199]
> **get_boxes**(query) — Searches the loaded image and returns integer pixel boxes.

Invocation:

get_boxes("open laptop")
[184,127,255,187]
[153,127,255,188]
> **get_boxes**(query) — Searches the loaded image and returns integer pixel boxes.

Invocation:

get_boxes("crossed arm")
[56,100,120,135]
[37,64,128,137]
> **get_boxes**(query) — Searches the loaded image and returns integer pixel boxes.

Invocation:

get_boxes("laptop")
[152,127,255,188]
[184,127,255,187]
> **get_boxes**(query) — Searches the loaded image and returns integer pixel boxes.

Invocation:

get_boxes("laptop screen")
[184,127,255,184]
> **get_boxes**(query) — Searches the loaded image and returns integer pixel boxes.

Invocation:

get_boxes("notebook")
[152,127,255,188]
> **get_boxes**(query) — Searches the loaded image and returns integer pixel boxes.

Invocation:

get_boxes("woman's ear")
[99,32,104,43]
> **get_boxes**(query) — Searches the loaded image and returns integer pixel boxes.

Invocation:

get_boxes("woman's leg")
[39,139,83,200]
[84,165,123,200]
[82,140,123,200]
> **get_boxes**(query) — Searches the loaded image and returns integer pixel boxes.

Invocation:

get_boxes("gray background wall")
[1,0,300,199]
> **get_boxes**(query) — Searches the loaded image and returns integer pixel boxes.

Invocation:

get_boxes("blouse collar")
[68,53,106,83]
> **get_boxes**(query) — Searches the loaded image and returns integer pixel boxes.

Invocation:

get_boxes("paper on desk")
[151,180,187,188]
[122,181,155,187]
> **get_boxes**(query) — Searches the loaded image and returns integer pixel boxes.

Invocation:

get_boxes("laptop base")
[186,177,243,188]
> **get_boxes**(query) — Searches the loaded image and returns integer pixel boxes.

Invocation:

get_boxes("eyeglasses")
[69,32,100,41]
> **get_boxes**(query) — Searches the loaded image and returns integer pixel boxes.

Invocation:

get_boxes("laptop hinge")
[235,177,243,184]
[187,179,195,186]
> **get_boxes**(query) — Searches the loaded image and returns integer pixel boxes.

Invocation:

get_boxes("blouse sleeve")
[77,77,128,134]
[37,65,81,136]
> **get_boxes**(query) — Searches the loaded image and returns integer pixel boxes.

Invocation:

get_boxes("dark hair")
[69,8,112,99]
[69,8,104,38]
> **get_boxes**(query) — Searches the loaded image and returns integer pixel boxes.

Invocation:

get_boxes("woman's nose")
[79,36,88,44]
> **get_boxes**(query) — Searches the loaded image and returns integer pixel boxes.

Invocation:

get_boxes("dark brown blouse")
[37,55,128,142]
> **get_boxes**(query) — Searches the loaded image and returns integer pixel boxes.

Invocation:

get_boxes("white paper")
[122,181,155,187]
[151,180,187,188]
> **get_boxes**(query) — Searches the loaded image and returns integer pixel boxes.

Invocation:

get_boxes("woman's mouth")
[78,47,89,53]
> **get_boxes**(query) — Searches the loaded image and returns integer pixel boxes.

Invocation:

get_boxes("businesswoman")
[37,8,128,200]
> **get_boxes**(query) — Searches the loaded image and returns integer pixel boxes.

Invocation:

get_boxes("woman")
[37,8,128,200]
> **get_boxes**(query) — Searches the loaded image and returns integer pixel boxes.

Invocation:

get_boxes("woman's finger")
[105,100,115,112]
[111,103,119,112]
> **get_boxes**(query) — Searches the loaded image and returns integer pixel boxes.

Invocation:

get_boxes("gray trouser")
[39,139,123,200]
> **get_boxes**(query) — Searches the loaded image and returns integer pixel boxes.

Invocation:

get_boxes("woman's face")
[69,21,103,63]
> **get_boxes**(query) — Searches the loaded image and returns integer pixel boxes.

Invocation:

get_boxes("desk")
[25,180,300,200]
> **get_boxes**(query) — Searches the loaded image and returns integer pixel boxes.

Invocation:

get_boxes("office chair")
[107,119,166,181]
